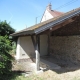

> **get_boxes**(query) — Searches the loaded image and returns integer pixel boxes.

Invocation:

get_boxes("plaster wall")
[41,10,53,22]
[40,35,48,56]
[16,35,48,60]
[16,36,35,60]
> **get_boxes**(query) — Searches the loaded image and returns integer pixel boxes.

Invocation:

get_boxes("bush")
[12,42,16,54]
[0,36,13,76]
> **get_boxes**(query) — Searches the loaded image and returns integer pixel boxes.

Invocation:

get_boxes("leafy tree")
[0,20,15,78]
[0,20,16,44]
[0,20,15,36]
[0,36,13,76]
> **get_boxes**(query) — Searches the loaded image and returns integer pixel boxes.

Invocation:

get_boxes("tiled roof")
[46,3,64,18]
[49,10,64,17]
[11,7,80,36]
[24,7,80,31]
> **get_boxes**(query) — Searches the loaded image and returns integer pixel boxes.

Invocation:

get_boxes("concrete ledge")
[40,59,61,70]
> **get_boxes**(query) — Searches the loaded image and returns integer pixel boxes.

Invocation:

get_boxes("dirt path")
[12,58,80,80]
[12,60,36,72]
[37,68,80,80]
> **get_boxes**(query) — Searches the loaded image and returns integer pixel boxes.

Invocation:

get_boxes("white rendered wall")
[16,36,35,60]
[16,37,21,59]
[40,35,48,56]
[16,35,48,60]
[41,10,53,22]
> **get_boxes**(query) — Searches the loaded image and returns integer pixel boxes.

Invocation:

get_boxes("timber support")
[31,35,40,71]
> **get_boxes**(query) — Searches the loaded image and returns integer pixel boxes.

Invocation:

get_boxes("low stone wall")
[50,36,80,64]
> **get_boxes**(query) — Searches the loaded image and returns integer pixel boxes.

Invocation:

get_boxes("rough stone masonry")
[50,36,80,64]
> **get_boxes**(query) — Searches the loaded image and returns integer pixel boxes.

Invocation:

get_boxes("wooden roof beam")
[50,18,76,32]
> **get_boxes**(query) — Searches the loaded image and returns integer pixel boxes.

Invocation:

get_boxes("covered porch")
[11,8,80,71]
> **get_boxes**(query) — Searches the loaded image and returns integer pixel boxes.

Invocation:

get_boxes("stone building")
[11,4,80,71]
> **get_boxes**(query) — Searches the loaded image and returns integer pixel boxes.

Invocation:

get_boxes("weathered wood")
[38,35,40,53]
[36,35,40,71]
[31,35,40,71]
[47,33,50,56]
[50,18,75,32]
[31,35,36,50]
[38,18,75,35]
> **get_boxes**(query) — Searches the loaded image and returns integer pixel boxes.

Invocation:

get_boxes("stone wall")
[50,36,80,64]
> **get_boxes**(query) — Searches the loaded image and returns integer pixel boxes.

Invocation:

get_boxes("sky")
[0,0,80,31]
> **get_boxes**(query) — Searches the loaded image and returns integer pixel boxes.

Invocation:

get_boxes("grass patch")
[1,70,80,80]
[0,71,44,80]
[13,75,44,80]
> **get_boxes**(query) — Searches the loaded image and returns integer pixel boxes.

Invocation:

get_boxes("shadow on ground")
[0,71,26,80]
[41,55,80,74]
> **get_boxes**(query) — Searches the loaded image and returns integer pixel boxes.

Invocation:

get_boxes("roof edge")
[34,8,80,34]
[10,30,34,36]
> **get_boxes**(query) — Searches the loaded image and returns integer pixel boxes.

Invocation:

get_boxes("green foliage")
[0,20,15,80]
[0,20,15,36]
[11,74,44,80]
[10,42,16,55]
[0,20,16,43]
[0,36,13,76]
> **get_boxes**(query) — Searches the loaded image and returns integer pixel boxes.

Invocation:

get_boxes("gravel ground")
[12,58,80,80]
[12,60,36,72]
[36,69,80,80]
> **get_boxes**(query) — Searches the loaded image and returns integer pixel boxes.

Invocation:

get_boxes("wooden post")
[31,36,36,50]
[47,33,50,56]
[36,35,40,71]
[38,35,40,53]
[31,35,40,71]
